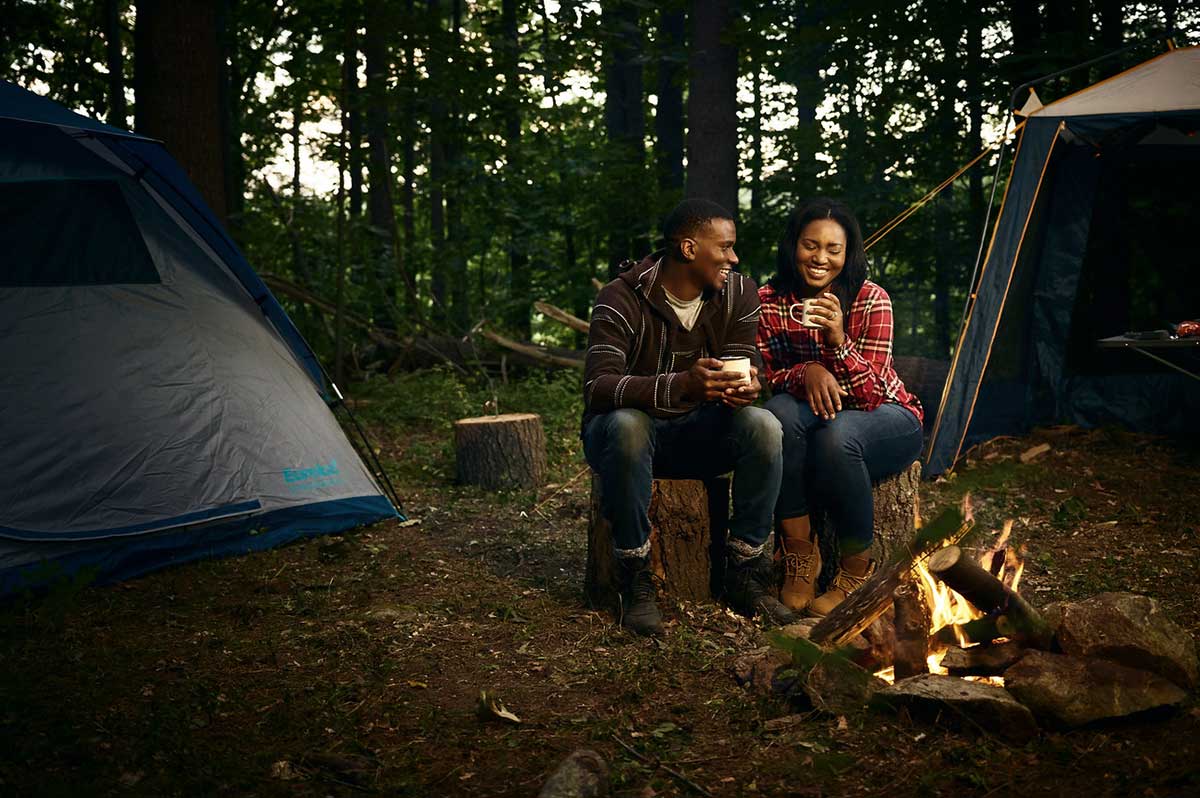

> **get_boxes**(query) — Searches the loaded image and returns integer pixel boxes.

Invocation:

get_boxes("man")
[582,198,794,636]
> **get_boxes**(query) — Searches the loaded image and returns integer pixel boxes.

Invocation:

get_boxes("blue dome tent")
[925,45,1200,476]
[0,81,401,594]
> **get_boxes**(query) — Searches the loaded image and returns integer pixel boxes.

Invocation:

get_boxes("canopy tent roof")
[1024,45,1200,118]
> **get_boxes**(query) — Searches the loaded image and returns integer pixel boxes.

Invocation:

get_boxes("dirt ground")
[2,421,1199,797]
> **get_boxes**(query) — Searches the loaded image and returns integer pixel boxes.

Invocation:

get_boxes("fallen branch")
[534,301,590,334]
[260,273,402,347]
[479,328,585,369]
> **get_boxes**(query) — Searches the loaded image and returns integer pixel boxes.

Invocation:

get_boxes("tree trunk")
[789,2,825,188]
[1006,0,1042,89]
[586,475,730,608]
[134,0,227,220]
[749,46,762,214]
[603,0,646,274]
[454,413,547,489]
[653,1,685,196]
[401,0,417,296]
[343,0,363,219]
[428,0,448,323]
[219,0,244,228]
[686,0,739,216]
[103,0,126,127]
[446,0,468,331]
[965,6,984,252]
[364,0,413,322]
[501,0,531,335]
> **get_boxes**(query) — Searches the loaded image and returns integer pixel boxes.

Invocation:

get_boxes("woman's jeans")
[765,393,923,556]
[582,405,783,562]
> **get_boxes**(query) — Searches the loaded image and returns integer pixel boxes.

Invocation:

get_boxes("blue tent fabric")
[926,118,1063,474]
[925,95,1200,475]
[0,81,400,594]
[0,80,154,141]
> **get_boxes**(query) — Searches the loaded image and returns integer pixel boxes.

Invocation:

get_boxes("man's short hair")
[661,198,734,244]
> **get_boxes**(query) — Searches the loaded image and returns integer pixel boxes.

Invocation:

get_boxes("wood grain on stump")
[585,474,730,609]
[454,413,547,489]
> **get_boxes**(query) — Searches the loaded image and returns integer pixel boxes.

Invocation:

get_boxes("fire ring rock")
[873,674,1037,741]
[1004,650,1188,729]
[1049,592,1199,690]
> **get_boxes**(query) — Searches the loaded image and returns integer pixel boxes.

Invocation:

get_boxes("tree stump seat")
[584,461,922,606]
[453,413,546,489]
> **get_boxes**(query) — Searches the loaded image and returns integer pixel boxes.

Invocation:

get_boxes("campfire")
[737,491,1199,739]
[876,518,1027,685]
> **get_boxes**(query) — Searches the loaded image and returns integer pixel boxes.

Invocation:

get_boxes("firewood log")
[893,576,930,679]
[926,545,1053,649]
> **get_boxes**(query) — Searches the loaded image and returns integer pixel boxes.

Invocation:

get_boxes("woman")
[756,198,924,616]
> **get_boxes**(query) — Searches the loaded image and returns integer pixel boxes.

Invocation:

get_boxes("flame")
[874,517,1025,686]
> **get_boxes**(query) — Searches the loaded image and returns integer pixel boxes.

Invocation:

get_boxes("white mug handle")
[788,303,805,324]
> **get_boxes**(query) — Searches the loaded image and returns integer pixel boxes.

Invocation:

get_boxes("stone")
[874,673,1037,741]
[1004,650,1187,729]
[732,647,793,694]
[802,656,888,714]
[538,749,609,798]
[940,641,1027,677]
[1050,593,1198,689]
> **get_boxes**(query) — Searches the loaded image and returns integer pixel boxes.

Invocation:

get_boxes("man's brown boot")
[778,517,821,612]
[808,553,875,617]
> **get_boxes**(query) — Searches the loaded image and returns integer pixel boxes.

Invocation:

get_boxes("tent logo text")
[283,460,343,491]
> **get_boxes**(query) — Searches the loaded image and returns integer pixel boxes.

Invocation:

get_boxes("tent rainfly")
[0,81,401,594]
[925,45,1200,476]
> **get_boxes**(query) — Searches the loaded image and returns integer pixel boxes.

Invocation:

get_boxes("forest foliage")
[3,0,1194,377]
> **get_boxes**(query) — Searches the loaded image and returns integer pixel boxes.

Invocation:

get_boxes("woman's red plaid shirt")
[756,279,923,425]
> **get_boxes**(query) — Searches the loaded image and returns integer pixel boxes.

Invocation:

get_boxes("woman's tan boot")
[808,553,875,617]
[778,517,821,612]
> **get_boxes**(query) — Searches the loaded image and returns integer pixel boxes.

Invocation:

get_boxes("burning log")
[931,616,1002,648]
[940,640,1027,677]
[926,545,1053,650]
[892,577,930,679]
[808,503,974,647]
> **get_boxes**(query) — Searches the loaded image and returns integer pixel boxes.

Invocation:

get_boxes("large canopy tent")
[0,81,401,595]
[925,44,1200,476]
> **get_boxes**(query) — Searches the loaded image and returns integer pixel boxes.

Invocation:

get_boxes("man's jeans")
[765,393,923,556]
[582,404,783,561]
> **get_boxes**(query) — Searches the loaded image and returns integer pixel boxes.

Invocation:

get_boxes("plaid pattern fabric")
[756,280,923,424]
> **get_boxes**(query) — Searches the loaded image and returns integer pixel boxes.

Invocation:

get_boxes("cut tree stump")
[585,474,730,609]
[809,460,922,589]
[454,413,547,489]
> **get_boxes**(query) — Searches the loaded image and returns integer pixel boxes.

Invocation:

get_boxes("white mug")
[718,356,751,385]
[788,299,823,329]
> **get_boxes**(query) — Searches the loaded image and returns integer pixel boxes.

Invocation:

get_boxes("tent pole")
[956,116,1012,337]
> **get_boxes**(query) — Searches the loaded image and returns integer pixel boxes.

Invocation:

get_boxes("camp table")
[1097,335,1200,384]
